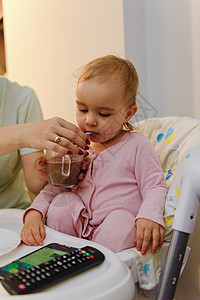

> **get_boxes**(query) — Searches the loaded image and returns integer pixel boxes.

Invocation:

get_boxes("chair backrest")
[135,116,200,236]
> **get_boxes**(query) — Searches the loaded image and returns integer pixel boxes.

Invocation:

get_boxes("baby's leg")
[46,191,85,237]
[92,209,136,253]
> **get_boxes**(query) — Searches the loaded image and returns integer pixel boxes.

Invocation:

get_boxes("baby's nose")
[85,113,98,126]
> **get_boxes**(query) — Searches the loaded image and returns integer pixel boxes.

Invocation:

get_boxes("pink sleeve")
[134,136,168,228]
[23,184,66,222]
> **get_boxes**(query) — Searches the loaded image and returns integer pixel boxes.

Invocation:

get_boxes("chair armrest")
[172,157,200,234]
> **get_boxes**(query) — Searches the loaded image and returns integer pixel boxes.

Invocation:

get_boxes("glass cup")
[46,150,84,187]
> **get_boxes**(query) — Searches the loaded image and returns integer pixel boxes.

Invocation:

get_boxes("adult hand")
[34,156,49,183]
[134,218,165,255]
[72,154,90,190]
[20,117,90,155]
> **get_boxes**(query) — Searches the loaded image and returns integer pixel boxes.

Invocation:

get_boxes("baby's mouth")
[85,131,98,136]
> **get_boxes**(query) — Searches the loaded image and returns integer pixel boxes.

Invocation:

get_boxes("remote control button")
[81,257,86,261]
[89,255,94,259]
[41,268,46,272]
[36,276,41,281]
[85,252,90,256]
[25,282,31,287]
[54,268,61,272]
[77,259,83,263]
[36,270,41,275]
[18,284,26,290]
[20,271,26,276]
[81,250,86,254]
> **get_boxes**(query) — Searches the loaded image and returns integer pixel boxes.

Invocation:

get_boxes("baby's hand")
[134,218,165,255]
[20,210,46,246]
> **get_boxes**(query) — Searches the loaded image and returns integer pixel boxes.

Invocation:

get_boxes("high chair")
[0,116,199,300]
[117,116,200,299]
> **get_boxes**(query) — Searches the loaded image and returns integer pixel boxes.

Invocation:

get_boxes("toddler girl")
[20,55,167,254]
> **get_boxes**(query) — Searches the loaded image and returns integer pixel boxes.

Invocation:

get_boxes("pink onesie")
[24,132,167,252]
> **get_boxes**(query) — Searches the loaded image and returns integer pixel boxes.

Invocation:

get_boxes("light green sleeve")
[18,89,44,155]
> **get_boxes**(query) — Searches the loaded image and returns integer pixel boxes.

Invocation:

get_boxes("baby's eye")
[99,113,111,117]
[79,109,88,113]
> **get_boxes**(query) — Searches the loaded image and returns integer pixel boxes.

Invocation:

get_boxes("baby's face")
[76,77,131,144]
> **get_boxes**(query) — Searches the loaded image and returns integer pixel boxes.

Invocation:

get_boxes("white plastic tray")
[0,209,135,300]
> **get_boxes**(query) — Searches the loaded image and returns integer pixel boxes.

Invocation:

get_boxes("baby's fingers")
[159,226,165,248]
[140,229,151,255]
[151,230,160,254]
[151,227,165,254]
[20,226,44,246]
[40,222,46,242]
[20,229,30,246]
[31,225,45,246]
[20,228,38,246]
[135,227,143,252]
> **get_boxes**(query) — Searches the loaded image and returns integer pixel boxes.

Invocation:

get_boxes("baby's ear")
[124,105,137,123]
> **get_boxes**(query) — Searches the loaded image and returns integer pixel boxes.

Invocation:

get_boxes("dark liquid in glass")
[47,158,82,187]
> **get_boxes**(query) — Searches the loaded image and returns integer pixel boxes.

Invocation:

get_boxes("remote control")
[0,243,105,295]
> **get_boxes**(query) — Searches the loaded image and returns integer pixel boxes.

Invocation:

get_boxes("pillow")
[135,116,200,236]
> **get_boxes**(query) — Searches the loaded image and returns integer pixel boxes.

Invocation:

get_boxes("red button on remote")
[89,255,94,259]
[18,284,26,290]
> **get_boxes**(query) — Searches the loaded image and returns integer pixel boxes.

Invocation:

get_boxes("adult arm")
[0,117,89,157]
[21,151,48,195]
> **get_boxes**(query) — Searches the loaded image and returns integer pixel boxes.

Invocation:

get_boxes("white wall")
[2,0,125,123]
[191,0,200,119]
[123,0,200,119]
[145,0,194,118]
[4,0,200,121]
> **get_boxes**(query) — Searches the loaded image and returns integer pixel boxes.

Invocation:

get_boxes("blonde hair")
[77,55,139,131]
